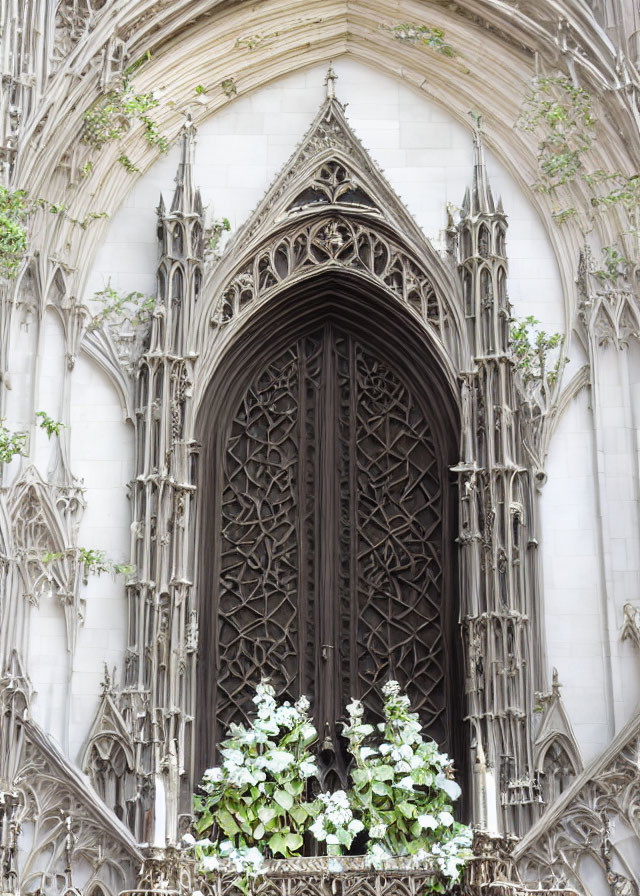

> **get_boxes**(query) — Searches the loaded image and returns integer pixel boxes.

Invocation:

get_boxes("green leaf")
[253,822,265,840]
[195,811,213,835]
[374,765,394,781]
[258,806,277,824]
[217,808,240,837]
[397,801,415,819]
[285,779,304,796]
[284,832,303,852]
[269,832,287,856]
[352,768,371,788]
[274,789,294,810]
[289,805,308,825]
[372,781,393,797]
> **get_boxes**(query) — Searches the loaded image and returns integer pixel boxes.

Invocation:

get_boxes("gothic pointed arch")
[196,271,464,790]
[193,94,468,404]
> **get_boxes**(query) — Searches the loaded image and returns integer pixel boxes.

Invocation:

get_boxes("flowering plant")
[191,681,318,885]
[344,681,472,886]
[309,790,364,855]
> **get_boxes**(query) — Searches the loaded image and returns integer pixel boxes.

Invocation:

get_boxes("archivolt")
[16,0,637,334]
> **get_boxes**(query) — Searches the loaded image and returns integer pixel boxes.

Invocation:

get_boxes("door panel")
[214,323,446,755]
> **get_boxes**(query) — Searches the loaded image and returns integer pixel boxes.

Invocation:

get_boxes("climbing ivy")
[83,54,168,169]
[221,78,237,98]
[0,188,109,280]
[381,22,456,56]
[517,76,640,228]
[0,189,29,279]
[36,411,64,439]
[510,316,566,388]
[87,284,155,331]
[42,547,134,580]
[593,245,629,284]
[208,217,231,252]
[0,421,27,464]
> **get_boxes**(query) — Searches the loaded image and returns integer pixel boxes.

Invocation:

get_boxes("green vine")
[83,56,168,168]
[510,316,566,388]
[88,284,155,331]
[0,188,109,279]
[594,245,629,284]
[0,189,29,279]
[235,33,279,50]
[381,23,456,57]
[36,411,64,439]
[208,217,231,252]
[0,420,27,463]
[42,547,134,580]
[221,78,237,98]
[517,76,640,229]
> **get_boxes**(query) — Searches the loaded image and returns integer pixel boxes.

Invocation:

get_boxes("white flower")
[379,743,392,755]
[200,855,220,872]
[310,818,327,841]
[417,814,437,830]
[439,810,454,827]
[263,750,294,773]
[397,775,415,790]
[221,748,245,766]
[394,760,411,773]
[295,695,310,714]
[369,823,387,839]
[436,772,462,801]
[359,747,378,760]
[299,758,317,777]
[382,680,401,697]
[244,847,264,867]
[346,699,364,718]
[326,834,339,845]
[203,766,223,783]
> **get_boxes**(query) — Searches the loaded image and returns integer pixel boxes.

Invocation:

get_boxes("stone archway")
[195,274,464,789]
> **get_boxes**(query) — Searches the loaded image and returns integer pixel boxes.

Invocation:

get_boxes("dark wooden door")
[212,322,446,768]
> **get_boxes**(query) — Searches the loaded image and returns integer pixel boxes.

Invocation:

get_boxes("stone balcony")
[119,832,582,896]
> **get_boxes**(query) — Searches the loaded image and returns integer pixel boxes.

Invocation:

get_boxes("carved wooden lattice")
[214,323,446,755]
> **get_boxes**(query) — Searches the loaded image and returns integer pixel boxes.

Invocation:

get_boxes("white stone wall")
[15,58,630,767]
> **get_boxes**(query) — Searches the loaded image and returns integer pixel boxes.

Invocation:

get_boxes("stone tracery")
[0,3,638,893]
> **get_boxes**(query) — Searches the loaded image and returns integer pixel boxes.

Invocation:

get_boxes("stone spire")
[463,117,496,216]
[171,113,202,216]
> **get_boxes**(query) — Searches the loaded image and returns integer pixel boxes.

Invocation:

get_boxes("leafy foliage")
[235,33,279,50]
[594,245,629,284]
[0,188,29,279]
[83,59,168,167]
[191,682,318,888]
[344,682,472,886]
[309,791,364,855]
[208,217,231,252]
[382,23,456,57]
[510,316,566,387]
[0,420,27,463]
[36,411,64,439]
[517,76,640,229]
[221,78,238,98]
[88,284,155,331]
[42,547,134,580]
[192,682,471,893]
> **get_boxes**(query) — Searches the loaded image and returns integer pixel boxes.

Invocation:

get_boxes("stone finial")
[325,62,338,99]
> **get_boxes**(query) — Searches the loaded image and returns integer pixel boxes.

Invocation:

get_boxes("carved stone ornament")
[0,24,638,889]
